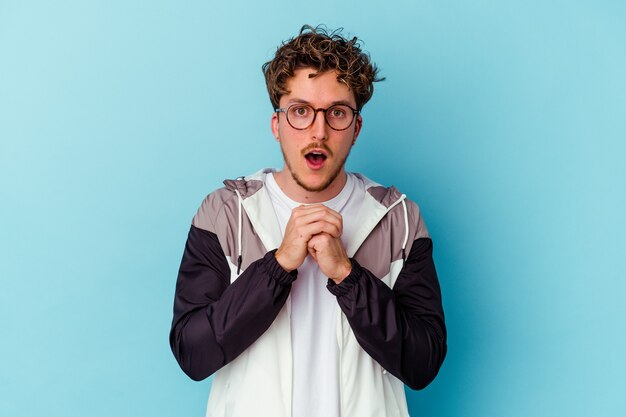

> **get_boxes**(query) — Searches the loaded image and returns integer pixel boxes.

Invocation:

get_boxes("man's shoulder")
[191,168,273,232]
[191,187,233,233]
[350,172,415,207]
[350,172,426,233]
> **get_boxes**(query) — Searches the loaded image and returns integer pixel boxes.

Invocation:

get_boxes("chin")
[301,183,332,193]
[292,169,341,193]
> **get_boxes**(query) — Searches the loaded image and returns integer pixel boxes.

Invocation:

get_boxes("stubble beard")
[281,145,352,193]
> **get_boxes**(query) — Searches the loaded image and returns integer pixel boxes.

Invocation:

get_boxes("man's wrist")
[326,258,363,297]
[265,250,298,284]
[329,259,352,285]
[274,249,295,273]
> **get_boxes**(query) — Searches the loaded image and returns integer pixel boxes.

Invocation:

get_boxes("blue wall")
[1,1,624,416]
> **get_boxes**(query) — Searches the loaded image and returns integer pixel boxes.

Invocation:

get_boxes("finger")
[307,232,330,248]
[308,233,345,261]
[299,220,341,239]
[292,204,326,213]
[285,219,339,243]
[292,211,342,235]
[318,205,342,221]
[293,204,343,223]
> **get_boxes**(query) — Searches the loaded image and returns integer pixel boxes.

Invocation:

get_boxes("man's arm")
[326,237,446,390]
[169,225,297,381]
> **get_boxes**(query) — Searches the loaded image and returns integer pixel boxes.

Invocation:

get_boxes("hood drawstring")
[382,194,410,267]
[234,189,244,274]
[400,199,409,266]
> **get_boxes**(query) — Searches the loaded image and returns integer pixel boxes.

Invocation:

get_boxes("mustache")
[301,143,333,157]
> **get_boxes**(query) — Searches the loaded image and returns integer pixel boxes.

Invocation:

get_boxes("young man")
[170,26,446,417]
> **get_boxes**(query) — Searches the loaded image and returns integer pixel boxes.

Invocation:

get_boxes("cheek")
[280,137,300,157]
[338,134,356,152]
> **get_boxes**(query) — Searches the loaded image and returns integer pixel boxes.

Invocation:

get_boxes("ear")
[271,112,280,142]
[352,114,363,145]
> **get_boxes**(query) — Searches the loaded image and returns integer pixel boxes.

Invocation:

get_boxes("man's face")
[271,68,362,198]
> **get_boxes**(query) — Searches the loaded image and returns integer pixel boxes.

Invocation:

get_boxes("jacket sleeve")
[326,237,446,390]
[169,224,297,381]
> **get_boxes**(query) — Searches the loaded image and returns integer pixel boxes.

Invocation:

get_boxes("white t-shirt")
[265,172,364,417]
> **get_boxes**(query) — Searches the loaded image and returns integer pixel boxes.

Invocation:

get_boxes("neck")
[273,170,348,203]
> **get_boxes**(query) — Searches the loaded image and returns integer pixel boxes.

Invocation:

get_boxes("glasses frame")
[275,103,360,131]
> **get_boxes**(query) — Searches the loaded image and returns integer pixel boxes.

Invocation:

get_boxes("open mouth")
[304,151,327,164]
[304,150,328,170]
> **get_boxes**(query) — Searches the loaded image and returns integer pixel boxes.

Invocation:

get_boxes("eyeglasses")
[275,104,359,131]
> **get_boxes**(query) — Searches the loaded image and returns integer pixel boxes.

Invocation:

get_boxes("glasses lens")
[285,104,356,130]
[287,105,315,129]
[325,105,354,130]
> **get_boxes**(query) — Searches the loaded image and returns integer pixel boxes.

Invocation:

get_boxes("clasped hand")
[275,204,352,284]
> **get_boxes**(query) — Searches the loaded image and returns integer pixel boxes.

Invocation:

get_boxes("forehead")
[282,67,356,106]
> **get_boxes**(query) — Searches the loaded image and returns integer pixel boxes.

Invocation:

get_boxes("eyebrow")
[286,98,354,107]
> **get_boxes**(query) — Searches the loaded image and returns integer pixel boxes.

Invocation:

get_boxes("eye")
[328,106,347,119]
[290,105,311,118]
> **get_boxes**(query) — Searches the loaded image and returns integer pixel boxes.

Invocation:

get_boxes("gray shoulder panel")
[222,178,264,199]
[192,187,232,233]
[353,197,429,279]
[366,185,403,209]
[406,199,430,241]
[191,187,268,270]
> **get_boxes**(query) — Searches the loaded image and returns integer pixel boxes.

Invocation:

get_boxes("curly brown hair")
[262,25,384,111]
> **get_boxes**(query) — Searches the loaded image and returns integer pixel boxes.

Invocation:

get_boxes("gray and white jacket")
[170,169,446,417]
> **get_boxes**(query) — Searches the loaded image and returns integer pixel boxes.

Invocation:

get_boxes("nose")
[310,109,328,141]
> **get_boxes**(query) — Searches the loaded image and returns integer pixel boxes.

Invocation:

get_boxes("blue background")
[1,1,625,416]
